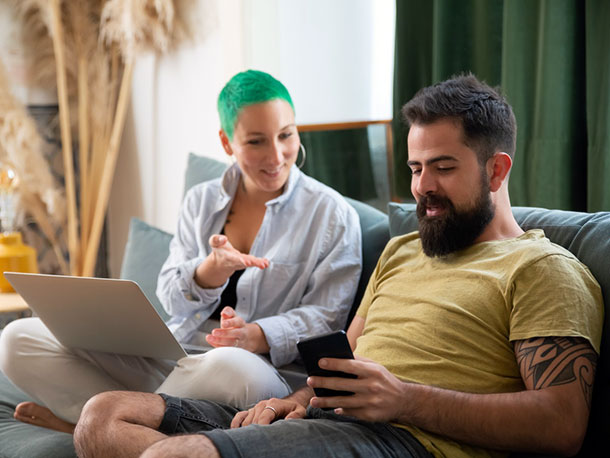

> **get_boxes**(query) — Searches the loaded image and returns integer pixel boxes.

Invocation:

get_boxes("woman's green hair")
[217,70,295,140]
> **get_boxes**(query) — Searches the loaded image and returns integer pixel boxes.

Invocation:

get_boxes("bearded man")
[74,74,603,458]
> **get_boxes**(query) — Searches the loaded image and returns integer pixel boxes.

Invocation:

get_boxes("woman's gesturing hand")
[205,307,270,353]
[209,234,269,271]
[230,398,307,429]
[194,235,269,288]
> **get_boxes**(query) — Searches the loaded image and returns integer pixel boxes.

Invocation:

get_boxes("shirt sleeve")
[254,204,363,367]
[356,236,402,322]
[156,186,226,320]
[509,253,604,354]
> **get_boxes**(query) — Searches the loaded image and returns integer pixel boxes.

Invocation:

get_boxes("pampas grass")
[82,0,191,276]
[100,0,179,60]
[47,0,80,274]
[0,58,68,273]
[5,0,196,276]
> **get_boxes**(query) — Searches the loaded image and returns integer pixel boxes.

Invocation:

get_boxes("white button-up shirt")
[156,164,362,367]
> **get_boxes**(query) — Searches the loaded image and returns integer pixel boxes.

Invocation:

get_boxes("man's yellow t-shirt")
[355,229,603,458]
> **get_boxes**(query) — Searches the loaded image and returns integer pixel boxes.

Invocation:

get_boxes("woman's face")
[221,99,299,196]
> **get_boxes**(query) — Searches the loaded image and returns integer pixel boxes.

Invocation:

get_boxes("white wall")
[107,0,395,276]
[242,0,395,124]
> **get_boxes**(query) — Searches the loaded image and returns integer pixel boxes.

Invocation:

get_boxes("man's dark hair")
[401,73,517,164]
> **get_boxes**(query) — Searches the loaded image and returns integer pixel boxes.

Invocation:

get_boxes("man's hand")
[308,355,406,423]
[194,235,269,288]
[205,307,270,353]
[230,397,307,428]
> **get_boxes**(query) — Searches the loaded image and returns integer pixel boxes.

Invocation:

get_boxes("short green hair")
[217,70,295,140]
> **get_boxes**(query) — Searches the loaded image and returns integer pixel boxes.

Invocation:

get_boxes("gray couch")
[0,154,608,457]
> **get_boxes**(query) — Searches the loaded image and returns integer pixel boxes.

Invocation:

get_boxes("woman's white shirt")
[156,163,362,367]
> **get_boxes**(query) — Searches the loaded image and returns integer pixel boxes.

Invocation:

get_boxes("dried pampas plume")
[100,0,176,61]
[4,0,198,276]
[0,58,68,273]
[81,0,192,276]
[0,59,65,225]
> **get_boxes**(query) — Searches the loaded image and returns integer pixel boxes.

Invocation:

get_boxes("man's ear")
[488,152,512,192]
[219,130,233,156]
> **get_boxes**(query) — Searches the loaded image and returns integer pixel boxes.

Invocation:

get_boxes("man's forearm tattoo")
[515,337,597,408]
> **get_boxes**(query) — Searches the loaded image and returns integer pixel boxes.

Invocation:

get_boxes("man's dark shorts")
[158,393,432,458]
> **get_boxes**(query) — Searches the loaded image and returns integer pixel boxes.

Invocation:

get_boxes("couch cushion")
[388,202,610,457]
[344,197,389,325]
[183,152,228,196]
[119,218,173,321]
[388,202,418,237]
[0,371,75,458]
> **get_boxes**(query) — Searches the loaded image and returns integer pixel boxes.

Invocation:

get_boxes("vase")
[0,232,38,292]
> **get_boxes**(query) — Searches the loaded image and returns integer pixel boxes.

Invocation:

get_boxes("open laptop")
[4,272,189,360]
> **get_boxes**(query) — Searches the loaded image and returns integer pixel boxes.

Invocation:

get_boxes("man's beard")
[417,181,495,258]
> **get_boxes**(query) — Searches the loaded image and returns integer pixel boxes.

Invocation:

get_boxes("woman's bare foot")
[14,402,75,434]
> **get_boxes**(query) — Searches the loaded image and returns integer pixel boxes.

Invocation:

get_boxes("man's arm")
[310,336,597,456]
[346,315,365,350]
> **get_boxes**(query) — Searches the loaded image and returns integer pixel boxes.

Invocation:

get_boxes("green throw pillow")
[119,218,173,321]
[183,152,228,196]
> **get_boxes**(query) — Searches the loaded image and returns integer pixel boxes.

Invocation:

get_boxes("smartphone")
[296,330,356,397]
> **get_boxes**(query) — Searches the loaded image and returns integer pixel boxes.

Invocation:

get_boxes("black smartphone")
[296,330,356,397]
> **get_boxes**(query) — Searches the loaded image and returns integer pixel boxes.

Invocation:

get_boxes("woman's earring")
[298,143,307,169]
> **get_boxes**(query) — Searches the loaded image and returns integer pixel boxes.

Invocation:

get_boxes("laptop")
[4,272,189,360]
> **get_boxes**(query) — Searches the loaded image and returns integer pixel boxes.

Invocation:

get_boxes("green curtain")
[300,129,377,202]
[502,0,587,210]
[585,0,610,211]
[393,0,610,212]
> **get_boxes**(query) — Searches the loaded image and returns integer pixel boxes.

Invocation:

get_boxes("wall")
[241,0,395,124]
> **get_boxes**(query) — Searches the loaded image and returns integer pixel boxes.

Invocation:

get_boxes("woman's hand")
[205,307,271,353]
[230,397,307,428]
[194,235,269,288]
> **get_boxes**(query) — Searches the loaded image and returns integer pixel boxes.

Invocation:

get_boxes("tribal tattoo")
[515,337,597,409]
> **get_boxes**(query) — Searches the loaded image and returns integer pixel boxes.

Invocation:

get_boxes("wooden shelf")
[0,292,29,314]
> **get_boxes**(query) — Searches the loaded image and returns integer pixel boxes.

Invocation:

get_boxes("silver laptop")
[4,272,188,360]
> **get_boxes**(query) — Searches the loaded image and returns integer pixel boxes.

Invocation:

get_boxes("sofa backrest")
[388,202,610,457]
[342,197,390,326]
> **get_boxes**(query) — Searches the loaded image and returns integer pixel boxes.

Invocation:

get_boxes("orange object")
[0,232,38,292]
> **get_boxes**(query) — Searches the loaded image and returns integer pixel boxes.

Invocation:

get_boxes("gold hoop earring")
[298,144,307,169]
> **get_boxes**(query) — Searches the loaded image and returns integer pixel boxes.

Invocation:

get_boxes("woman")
[154,69,362,405]
[0,70,362,433]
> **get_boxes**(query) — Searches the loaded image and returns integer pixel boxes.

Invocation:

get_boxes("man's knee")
[75,391,165,447]
[80,390,165,426]
[75,391,123,444]
[74,392,118,456]
[79,391,123,424]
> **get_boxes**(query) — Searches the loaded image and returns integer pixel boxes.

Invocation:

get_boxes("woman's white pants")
[0,318,291,423]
